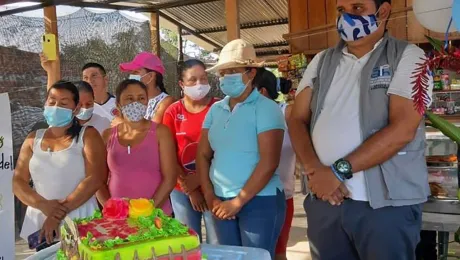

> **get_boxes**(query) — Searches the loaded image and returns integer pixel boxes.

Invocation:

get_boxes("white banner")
[0,93,15,260]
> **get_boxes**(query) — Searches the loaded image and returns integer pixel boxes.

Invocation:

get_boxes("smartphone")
[27,229,57,250]
[42,33,57,61]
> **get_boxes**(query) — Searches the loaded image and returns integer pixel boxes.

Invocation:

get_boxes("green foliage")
[425,35,444,53]
[426,112,460,144]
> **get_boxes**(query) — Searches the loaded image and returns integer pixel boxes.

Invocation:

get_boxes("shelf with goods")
[430,67,460,117]
[276,53,307,89]
[425,126,460,216]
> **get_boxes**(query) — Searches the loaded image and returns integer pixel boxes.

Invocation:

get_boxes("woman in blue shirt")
[196,39,286,258]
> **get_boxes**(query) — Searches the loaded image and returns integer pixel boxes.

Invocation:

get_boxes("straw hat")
[207,39,265,72]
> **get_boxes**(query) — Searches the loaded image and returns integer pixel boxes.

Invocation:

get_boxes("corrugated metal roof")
[203,24,288,47]
[163,0,289,57]
[238,0,287,23]
[165,1,225,30]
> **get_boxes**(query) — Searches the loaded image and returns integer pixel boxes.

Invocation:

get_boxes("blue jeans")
[170,189,217,244]
[210,189,286,259]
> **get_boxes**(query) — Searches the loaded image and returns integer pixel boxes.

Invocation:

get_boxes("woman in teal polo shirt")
[196,39,286,258]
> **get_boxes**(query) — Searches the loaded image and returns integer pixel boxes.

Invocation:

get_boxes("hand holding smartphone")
[27,229,57,250]
[42,33,57,61]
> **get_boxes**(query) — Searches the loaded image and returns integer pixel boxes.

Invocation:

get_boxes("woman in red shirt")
[162,59,218,243]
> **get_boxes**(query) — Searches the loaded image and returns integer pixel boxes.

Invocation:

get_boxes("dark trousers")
[416,231,437,260]
[304,196,422,260]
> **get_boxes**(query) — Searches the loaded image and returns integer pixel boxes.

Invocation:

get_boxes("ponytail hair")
[146,69,168,94]
[155,73,168,94]
[47,80,83,142]
[278,78,292,95]
[67,117,83,142]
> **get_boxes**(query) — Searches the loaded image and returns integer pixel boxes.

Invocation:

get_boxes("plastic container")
[428,166,459,199]
[30,243,272,260]
[25,242,61,260]
[201,244,271,260]
[446,99,456,115]
[442,74,450,90]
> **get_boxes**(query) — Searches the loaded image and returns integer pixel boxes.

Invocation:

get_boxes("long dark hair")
[178,59,206,81]
[253,68,278,100]
[75,81,94,98]
[278,78,292,95]
[47,80,82,141]
[178,59,206,97]
[146,69,168,94]
[115,79,148,104]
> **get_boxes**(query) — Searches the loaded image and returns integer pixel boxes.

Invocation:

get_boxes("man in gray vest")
[288,0,432,259]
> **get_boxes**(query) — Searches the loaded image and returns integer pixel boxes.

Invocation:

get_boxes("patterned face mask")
[121,102,147,122]
[336,11,380,42]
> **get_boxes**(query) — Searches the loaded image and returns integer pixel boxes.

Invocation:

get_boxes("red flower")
[102,198,129,220]
[453,48,460,58]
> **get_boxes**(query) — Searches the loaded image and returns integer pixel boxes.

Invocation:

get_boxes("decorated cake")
[57,198,201,260]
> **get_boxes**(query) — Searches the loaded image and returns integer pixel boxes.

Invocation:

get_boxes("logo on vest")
[370,64,391,90]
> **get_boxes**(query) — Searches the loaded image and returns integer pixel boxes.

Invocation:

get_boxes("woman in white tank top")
[254,69,295,260]
[13,81,108,246]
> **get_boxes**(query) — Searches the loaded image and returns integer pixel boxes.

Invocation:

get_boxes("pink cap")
[119,52,165,76]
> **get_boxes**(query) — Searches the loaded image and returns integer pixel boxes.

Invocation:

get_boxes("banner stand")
[0,93,15,260]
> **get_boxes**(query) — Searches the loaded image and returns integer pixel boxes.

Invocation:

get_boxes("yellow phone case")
[42,33,57,61]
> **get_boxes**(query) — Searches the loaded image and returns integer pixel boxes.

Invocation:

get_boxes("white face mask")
[183,84,211,101]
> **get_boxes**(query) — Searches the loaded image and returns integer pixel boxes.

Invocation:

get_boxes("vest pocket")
[380,149,429,200]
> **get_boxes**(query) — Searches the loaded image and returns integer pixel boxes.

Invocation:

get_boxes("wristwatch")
[332,159,353,180]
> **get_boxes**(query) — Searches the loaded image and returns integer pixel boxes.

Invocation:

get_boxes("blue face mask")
[129,73,153,85]
[129,74,141,81]
[219,72,250,98]
[76,107,94,121]
[43,106,74,127]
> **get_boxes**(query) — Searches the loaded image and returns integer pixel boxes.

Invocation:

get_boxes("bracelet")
[330,166,345,182]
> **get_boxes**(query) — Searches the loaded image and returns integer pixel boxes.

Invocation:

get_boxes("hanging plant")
[412,36,460,143]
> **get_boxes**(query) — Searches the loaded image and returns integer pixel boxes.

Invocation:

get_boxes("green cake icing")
[59,198,200,260]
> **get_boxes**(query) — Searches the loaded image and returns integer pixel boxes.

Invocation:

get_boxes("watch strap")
[330,165,345,182]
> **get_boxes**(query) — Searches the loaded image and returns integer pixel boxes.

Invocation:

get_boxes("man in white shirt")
[82,63,117,121]
[288,0,432,259]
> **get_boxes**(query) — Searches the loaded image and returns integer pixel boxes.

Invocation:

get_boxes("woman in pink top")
[97,79,177,215]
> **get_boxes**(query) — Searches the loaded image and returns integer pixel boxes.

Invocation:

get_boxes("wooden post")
[387,0,407,40]
[307,0,327,50]
[178,25,184,62]
[326,0,339,47]
[150,12,161,56]
[406,0,427,43]
[287,0,308,53]
[225,0,240,41]
[43,5,60,89]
